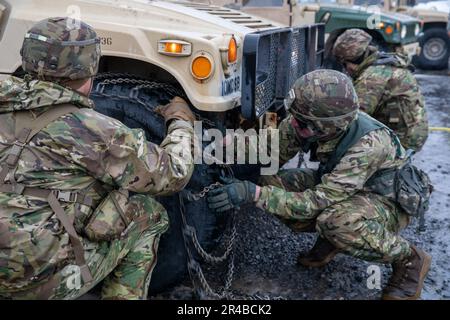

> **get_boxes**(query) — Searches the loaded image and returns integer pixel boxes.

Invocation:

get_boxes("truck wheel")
[90,74,227,294]
[413,28,449,70]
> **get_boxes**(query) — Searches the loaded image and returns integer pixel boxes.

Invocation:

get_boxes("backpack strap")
[0,104,81,184]
[0,104,94,285]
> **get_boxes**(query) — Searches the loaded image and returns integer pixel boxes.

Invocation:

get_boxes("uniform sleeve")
[255,131,390,221]
[354,68,389,115]
[99,119,194,195]
[48,109,195,196]
[278,115,304,167]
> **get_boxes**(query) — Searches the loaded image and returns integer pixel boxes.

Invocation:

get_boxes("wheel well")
[98,56,182,87]
[326,28,386,50]
[364,29,385,43]
[422,22,447,32]
[13,56,185,92]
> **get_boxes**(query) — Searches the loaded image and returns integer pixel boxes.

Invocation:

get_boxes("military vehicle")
[0,0,324,295]
[378,0,449,69]
[205,0,421,67]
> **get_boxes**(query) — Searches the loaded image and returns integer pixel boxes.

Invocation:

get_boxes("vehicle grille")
[406,24,416,39]
[242,24,325,120]
[253,31,283,118]
[182,2,276,30]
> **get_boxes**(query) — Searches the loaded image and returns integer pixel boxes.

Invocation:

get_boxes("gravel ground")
[154,69,450,300]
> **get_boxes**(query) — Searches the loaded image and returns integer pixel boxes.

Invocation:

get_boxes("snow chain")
[92,73,216,128]
[93,73,285,301]
[179,182,237,300]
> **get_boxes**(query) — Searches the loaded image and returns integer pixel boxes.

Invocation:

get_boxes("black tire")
[90,75,227,294]
[413,28,449,70]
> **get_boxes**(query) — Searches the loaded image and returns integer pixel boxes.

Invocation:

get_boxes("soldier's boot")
[382,245,431,300]
[297,237,339,268]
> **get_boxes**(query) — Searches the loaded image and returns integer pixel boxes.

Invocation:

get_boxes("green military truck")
[380,0,449,70]
[211,0,421,67]
[0,0,324,295]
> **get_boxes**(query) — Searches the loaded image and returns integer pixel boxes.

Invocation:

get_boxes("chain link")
[92,73,282,300]
[179,181,238,300]
[92,73,216,128]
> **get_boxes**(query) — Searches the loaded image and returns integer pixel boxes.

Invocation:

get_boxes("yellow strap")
[430,127,450,133]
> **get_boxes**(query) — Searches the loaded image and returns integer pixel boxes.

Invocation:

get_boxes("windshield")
[243,0,284,6]
[296,0,338,3]
[353,0,384,5]
[353,0,424,7]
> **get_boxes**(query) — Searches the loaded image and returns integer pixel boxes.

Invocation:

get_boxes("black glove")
[207,178,257,213]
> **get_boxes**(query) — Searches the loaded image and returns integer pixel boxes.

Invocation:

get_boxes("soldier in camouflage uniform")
[208,70,432,300]
[0,18,195,299]
[332,29,429,152]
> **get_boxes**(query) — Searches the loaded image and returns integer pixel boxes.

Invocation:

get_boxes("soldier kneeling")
[0,18,195,300]
[207,70,433,300]
[332,29,429,152]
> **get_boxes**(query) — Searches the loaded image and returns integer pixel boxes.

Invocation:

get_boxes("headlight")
[415,24,420,36]
[191,52,214,81]
[401,25,407,39]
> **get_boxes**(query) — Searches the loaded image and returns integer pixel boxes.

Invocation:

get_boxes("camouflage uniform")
[0,18,194,300]
[256,70,413,264]
[257,127,411,263]
[333,29,429,151]
[352,53,428,151]
[208,70,431,300]
[278,115,304,167]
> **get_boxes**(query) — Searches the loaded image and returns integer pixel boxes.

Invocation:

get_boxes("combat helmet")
[284,69,359,140]
[332,29,373,64]
[21,17,101,81]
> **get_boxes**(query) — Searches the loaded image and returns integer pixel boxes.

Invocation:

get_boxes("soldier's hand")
[155,96,196,125]
[207,178,257,213]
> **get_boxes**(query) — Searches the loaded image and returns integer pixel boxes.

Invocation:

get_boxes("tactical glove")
[155,96,196,125]
[207,178,257,213]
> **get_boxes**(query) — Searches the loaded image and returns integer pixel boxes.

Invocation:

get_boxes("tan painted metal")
[0,0,285,112]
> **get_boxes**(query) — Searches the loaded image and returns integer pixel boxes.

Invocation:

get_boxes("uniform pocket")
[84,189,130,242]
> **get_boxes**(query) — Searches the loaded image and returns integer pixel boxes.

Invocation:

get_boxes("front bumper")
[241,24,325,120]
[397,42,421,59]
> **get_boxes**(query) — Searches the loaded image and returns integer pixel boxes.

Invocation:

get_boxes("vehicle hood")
[83,0,282,35]
[415,1,450,14]
[11,0,282,39]
[320,4,419,24]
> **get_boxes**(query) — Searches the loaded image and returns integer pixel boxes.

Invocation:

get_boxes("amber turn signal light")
[228,37,237,64]
[158,40,192,56]
[165,42,182,54]
[191,55,213,80]
[385,25,394,35]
